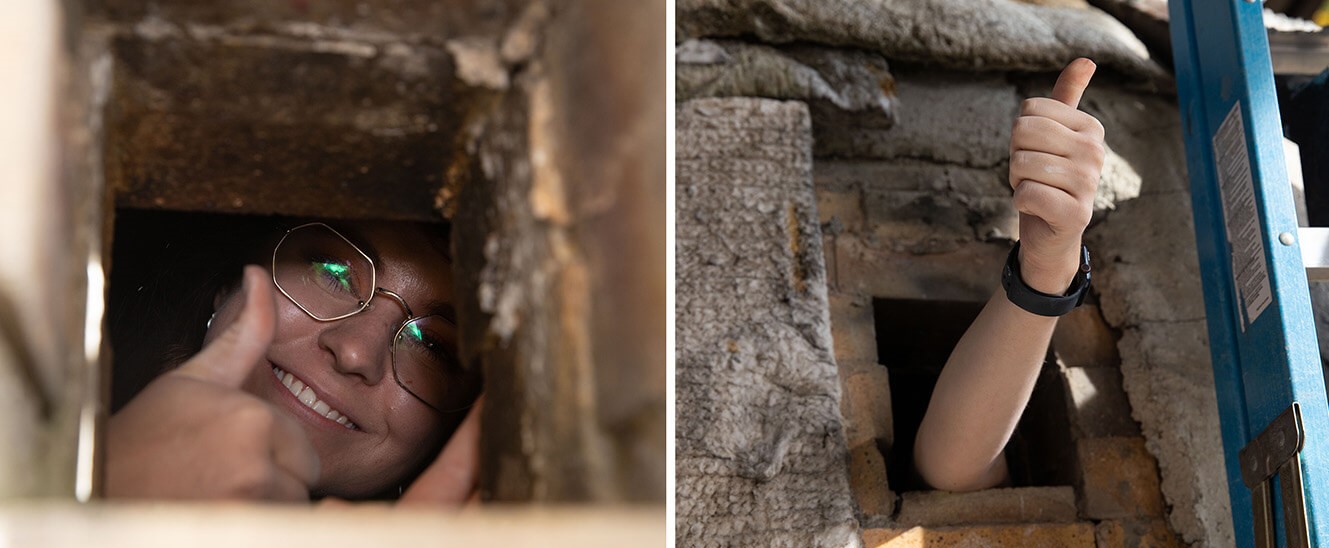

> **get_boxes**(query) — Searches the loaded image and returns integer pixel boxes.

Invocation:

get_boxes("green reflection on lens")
[316,261,352,292]
[405,322,424,342]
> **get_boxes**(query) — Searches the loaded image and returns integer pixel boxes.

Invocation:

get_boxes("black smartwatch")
[1001,241,1091,317]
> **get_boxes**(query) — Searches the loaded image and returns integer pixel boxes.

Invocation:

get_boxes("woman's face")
[206,221,468,499]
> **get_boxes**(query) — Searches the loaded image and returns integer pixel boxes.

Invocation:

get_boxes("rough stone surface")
[814,70,1017,167]
[847,442,895,518]
[895,487,1079,527]
[1052,305,1122,369]
[1065,85,1188,198]
[676,98,857,546]
[842,365,893,449]
[815,71,1146,233]
[1061,366,1139,439]
[1087,194,1208,326]
[676,39,897,127]
[1111,322,1230,544]
[1077,437,1166,519]
[449,0,667,503]
[829,293,880,367]
[677,0,1170,86]
[1084,0,1171,69]
[1095,519,1183,547]
[862,523,1097,547]
[737,6,1204,542]
[1086,184,1230,546]
[1068,87,1223,545]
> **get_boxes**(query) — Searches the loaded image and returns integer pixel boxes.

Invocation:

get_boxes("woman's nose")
[318,305,403,385]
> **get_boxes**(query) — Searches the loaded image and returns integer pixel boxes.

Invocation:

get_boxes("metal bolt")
[1280,232,1296,246]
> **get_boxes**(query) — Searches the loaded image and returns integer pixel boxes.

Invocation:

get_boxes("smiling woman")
[105,212,481,501]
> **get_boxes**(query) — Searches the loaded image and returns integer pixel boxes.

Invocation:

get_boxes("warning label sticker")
[1213,102,1272,330]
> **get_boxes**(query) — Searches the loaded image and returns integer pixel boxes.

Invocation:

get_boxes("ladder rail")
[1170,0,1329,546]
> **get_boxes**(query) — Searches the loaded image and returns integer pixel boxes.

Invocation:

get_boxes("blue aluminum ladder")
[1171,1,1329,546]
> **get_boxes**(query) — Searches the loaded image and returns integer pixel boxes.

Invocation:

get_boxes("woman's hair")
[108,210,283,412]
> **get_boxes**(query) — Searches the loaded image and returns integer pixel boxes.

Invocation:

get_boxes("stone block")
[863,523,1097,547]
[1053,305,1120,369]
[676,98,856,547]
[841,367,892,448]
[1078,437,1165,520]
[678,0,1170,86]
[1095,519,1183,548]
[1083,87,1187,197]
[1085,191,1207,326]
[1114,322,1232,545]
[895,487,1079,527]
[833,235,1006,303]
[1061,366,1139,439]
[829,292,879,367]
[814,70,1017,167]
[848,442,895,517]
[676,40,897,126]
[815,182,864,234]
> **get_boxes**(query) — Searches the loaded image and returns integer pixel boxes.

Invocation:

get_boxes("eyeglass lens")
[274,224,467,412]
[273,225,375,319]
[394,316,465,411]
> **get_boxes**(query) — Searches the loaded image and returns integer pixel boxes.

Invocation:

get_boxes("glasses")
[271,222,466,413]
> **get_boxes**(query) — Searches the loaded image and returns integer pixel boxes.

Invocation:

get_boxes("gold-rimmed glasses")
[271,222,466,413]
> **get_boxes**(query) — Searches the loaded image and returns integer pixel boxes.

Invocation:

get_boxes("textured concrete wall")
[1081,88,1233,545]
[451,0,667,503]
[677,0,1223,541]
[676,98,857,546]
[677,0,1171,87]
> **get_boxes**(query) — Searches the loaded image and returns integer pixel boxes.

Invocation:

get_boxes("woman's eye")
[400,323,456,364]
[313,260,354,292]
[403,323,435,349]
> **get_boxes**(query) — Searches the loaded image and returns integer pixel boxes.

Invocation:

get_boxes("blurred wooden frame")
[0,0,664,542]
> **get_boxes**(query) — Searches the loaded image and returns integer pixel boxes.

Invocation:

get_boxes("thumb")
[176,265,277,387]
[400,396,484,506]
[1051,57,1096,109]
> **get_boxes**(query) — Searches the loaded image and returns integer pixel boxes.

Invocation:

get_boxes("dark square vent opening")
[874,297,1077,492]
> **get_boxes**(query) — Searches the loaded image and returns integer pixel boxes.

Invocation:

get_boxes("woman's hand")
[1009,57,1105,295]
[106,266,321,501]
[398,396,483,506]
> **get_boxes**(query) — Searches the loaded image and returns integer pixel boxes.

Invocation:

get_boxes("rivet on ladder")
[1280,232,1296,246]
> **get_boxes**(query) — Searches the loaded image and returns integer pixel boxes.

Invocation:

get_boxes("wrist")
[1017,245,1080,295]
[1002,241,1092,318]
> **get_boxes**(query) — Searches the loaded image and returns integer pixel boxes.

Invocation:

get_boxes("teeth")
[271,366,358,431]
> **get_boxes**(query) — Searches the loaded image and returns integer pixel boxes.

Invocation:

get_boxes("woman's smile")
[270,364,360,431]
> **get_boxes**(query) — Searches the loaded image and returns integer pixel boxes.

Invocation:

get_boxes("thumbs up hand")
[1009,58,1105,295]
[107,266,320,501]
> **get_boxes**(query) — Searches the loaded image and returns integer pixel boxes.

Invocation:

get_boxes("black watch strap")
[1001,241,1092,317]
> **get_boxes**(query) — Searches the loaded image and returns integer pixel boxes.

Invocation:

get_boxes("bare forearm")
[913,289,1059,491]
